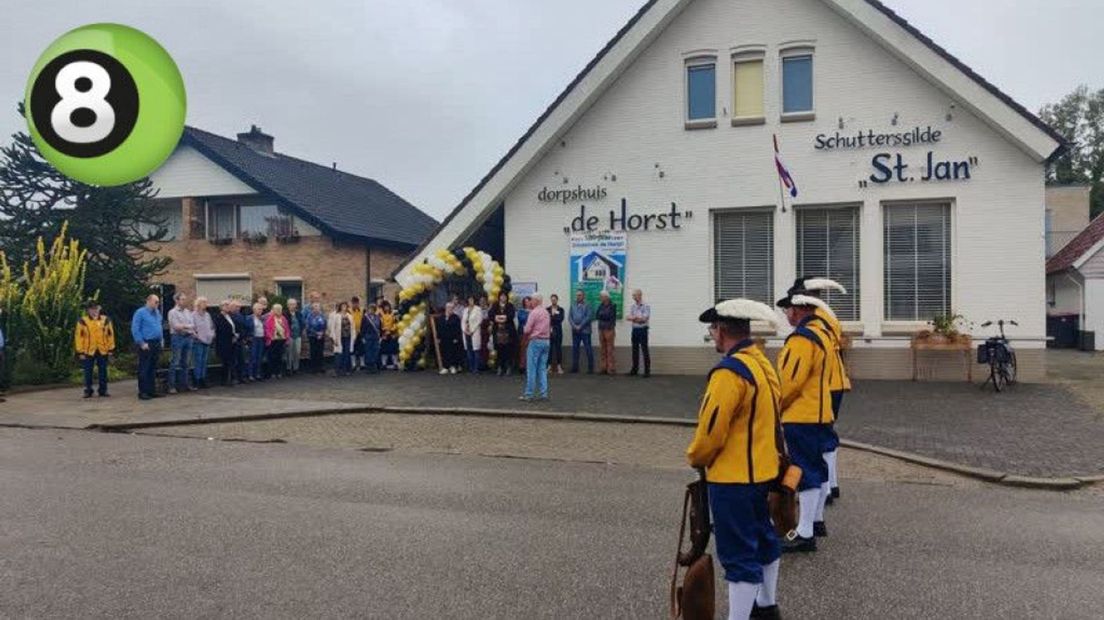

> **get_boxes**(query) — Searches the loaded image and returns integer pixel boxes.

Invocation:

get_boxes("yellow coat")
[778,318,834,425]
[351,307,365,333]
[74,315,116,356]
[812,307,851,392]
[687,341,781,484]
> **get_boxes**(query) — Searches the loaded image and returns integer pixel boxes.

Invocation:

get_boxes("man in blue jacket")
[131,294,164,400]
[569,289,594,374]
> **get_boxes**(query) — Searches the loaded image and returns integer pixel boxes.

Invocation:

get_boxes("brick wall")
[151,234,412,308]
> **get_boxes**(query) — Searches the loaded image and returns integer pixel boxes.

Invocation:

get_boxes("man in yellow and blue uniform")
[782,278,850,502]
[776,289,836,552]
[794,277,851,503]
[687,299,784,620]
[74,300,116,398]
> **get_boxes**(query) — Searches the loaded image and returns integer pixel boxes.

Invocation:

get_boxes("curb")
[59,405,1104,490]
[89,404,695,432]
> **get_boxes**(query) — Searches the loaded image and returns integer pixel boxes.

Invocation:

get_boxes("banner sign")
[569,231,626,319]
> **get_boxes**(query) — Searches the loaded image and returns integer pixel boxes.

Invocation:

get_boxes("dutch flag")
[774,134,798,198]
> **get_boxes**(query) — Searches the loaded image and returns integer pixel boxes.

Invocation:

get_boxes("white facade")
[397,0,1061,375]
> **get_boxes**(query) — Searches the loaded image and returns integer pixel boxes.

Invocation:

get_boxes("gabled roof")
[182,127,437,249]
[1047,213,1104,274]
[393,0,1066,283]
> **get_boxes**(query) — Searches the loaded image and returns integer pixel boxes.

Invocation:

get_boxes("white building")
[396,0,1064,379]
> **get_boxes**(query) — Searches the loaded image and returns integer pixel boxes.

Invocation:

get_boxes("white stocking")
[756,559,780,607]
[825,450,839,489]
[815,482,829,521]
[727,581,758,620]
[797,489,819,538]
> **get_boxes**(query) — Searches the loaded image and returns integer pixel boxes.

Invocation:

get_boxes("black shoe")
[628,369,638,376]
[570,368,579,374]
[813,521,827,537]
[825,495,834,506]
[99,392,110,398]
[643,372,651,378]
[831,487,840,499]
[139,394,152,401]
[781,531,817,553]
[83,392,94,399]
[750,603,781,619]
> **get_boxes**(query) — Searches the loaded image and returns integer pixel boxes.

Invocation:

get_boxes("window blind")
[782,55,813,114]
[714,210,774,304]
[210,203,236,240]
[796,206,860,320]
[239,204,281,236]
[884,203,951,321]
[687,64,716,120]
[733,59,764,118]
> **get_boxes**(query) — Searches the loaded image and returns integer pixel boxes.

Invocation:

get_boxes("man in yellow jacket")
[776,288,837,553]
[793,277,851,504]
[74,300,116,398]
[687,298,784,620]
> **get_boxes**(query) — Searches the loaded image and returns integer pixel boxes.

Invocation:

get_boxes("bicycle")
[977,319,1017,392]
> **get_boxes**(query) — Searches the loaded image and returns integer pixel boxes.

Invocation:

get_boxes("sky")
[1,0,1101,221]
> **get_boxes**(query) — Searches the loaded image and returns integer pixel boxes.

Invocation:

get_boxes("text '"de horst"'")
[561,200,692,234]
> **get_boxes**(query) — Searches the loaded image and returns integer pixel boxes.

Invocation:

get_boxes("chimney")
[236,124,274,156]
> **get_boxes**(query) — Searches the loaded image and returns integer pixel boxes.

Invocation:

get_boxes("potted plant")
[926,312,970,345]
[275,229,300,244]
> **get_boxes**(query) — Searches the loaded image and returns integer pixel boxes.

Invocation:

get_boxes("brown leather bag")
[669,470,715,620]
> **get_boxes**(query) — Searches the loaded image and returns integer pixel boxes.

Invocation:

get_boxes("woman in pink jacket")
[264,304,292,380]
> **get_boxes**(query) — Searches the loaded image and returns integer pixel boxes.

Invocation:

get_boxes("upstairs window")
[732,58,765,122]
[686,58,717,126]
[781,53,814,118]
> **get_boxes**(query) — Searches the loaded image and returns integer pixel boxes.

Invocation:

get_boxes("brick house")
[146,125,436,306]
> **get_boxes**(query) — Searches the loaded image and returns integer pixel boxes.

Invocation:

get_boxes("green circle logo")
[24,24,186,186]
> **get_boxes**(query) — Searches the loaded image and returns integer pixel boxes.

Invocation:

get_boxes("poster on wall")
[569,231,626,318]
[511,282,538,300]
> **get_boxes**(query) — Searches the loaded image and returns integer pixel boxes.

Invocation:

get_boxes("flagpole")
[773,133,788,213]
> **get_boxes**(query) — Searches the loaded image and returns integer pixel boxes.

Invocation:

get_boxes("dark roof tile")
[182,126,437,248]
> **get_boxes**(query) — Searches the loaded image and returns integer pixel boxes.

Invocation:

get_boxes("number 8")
[50,61,115,144]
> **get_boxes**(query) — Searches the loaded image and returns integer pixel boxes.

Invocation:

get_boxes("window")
[686,62,716,121]
[369,281,385,303]
[884,202,951,321]
[276,279,303,302]
[239,204,281,236]
[796,206,861,321]
[782,54,814,116]
[209,202,236,240]
[714,210,774,304]
[138,201,183,241]
[196,276,252,303]
[732,58,764,121]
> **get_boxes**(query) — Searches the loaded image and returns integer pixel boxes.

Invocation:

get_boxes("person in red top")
[521,293,551,402]
[263,304,292,380]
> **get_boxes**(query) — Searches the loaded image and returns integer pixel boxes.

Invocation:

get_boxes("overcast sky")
[1,0,1101,220]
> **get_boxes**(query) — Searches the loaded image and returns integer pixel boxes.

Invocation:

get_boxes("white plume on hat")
[790,294,837,319]
[715,299,781,327]
[802,278,847,294]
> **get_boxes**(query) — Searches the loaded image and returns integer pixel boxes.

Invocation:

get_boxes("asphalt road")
[1,427,1101,619]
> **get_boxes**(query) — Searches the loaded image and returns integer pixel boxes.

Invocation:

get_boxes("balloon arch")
[396,247,511,370]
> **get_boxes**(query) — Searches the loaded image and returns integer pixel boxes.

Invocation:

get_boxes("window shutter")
[733,59,764,118]
[687,64,716,120]
[884,203,951,320]
[714,210,774,304]
[796,206,860,320]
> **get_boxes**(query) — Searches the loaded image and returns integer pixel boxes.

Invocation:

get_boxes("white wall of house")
[1082,279,1104,350]
[150,145,257,199]
[1047,272,1082,317]
[499,0,1047,351]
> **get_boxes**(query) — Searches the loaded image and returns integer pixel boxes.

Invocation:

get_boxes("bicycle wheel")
[989,358,1003,392]
[1006,351,1017,385]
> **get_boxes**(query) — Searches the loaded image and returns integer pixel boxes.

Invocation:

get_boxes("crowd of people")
[69,287,653,402]
[684,277,848,620]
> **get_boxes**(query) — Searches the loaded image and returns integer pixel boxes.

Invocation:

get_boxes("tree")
[1,223,88,384]
[1040,85,1104,217]
[0,119,173,328]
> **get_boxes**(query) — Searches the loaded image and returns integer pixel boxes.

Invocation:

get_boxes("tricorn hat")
[699,298,780,327]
